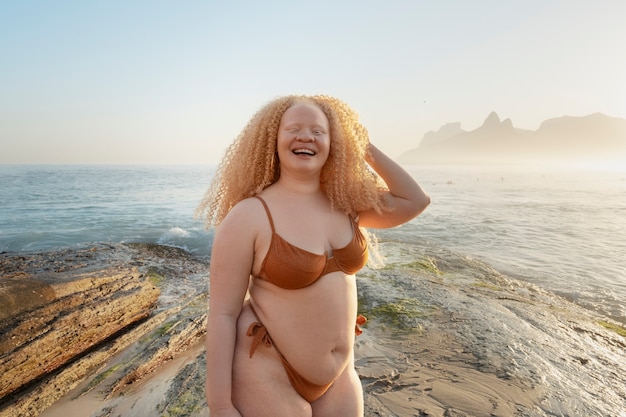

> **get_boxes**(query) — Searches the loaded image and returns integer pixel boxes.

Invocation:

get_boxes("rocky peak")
[481,111,502,128]
[420,122,464,147]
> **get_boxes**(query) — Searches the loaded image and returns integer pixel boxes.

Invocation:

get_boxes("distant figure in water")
[196,95,430,417]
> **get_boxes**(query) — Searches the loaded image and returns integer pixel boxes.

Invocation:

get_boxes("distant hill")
[398,112,626,164]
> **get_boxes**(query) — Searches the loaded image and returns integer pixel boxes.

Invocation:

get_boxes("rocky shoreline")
[0,243,207,417]
[1,241,625,416]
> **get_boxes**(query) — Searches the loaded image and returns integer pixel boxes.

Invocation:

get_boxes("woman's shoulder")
[219,196,266,229]
[212,197,267,251]
[220,197,267,233]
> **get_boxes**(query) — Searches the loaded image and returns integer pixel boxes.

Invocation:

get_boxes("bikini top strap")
[254,196,276,233]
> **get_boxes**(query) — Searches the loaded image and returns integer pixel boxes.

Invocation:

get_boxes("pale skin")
[205,102,430,417]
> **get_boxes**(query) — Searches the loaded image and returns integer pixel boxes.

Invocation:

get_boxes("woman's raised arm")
[358,143,430,229]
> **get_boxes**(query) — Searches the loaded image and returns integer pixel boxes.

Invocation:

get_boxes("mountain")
[399,112,626,164]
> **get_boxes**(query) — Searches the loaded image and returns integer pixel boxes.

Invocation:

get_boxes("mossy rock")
[597,320,626,338]
[360,298,434,332]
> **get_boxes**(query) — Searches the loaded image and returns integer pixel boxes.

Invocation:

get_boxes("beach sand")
[357,323,542,417]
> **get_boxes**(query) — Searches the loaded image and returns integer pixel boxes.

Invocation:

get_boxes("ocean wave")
[157,227,191,247]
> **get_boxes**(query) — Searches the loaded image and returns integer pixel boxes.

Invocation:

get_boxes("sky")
[1,0,625,164]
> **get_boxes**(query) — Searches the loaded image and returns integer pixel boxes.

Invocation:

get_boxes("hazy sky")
[1,1,624,164]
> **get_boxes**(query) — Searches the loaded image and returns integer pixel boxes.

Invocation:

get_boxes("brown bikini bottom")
[246,306,366,402]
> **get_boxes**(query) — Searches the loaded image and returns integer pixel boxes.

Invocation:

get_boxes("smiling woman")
[196,94,430,417]
[276,101,331,175]
[196,96,392,224]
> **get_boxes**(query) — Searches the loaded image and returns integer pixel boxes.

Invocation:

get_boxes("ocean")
[1,163,624,326]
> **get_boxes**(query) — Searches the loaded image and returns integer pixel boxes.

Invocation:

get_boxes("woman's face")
[276,102,331,175]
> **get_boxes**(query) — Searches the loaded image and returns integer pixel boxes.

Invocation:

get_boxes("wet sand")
[357,324,542,417]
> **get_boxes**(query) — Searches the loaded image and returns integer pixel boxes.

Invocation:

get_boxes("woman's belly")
[245,272,358,385]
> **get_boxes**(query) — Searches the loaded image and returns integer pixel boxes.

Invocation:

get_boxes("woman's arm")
[205,201,256,416]
[358,143,430,228]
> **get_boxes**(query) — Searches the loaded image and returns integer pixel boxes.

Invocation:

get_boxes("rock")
[2,241,624,416]
[0,245,160,398]
[0,243,208,417]
[3,274,156,389]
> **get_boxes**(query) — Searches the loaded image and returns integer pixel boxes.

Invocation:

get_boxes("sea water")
[0,163,624,326]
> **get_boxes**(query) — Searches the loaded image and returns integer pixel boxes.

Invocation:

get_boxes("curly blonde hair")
[196,95,389,227]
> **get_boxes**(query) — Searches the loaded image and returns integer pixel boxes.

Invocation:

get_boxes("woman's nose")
[296,131,315,141]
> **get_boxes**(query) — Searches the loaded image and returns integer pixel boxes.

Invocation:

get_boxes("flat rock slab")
[0,243,208,416]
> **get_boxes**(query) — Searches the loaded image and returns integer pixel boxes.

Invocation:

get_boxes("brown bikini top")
[254,196,368,289]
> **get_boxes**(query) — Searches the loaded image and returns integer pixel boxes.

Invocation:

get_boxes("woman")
[197,95,430,417]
